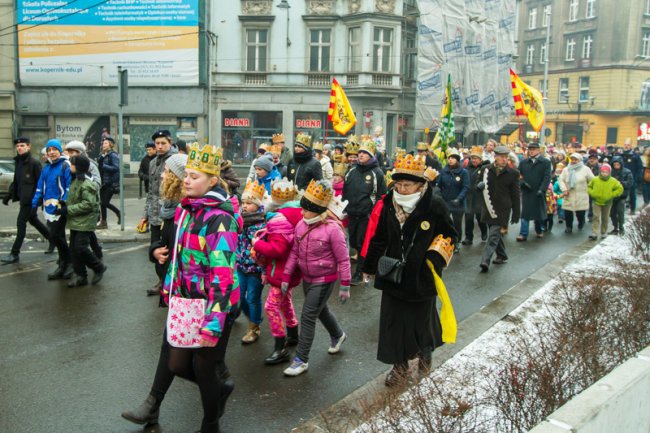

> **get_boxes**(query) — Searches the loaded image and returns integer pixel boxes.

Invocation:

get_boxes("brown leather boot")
[241,323,260,344]
[121,394,160,425]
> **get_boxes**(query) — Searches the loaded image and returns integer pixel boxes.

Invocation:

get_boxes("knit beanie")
[65,140,86,153]
[254,154,274,174]
[71,155,90,175]
[600,163,611,174]
[165,153,189,180]
[46,139,63,153]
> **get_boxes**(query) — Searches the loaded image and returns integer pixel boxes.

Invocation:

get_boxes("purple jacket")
[283,218,351,286]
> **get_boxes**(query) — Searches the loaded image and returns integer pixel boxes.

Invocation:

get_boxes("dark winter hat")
[46,139,63,153]
[300,196,328,214]
[527,142,540,149]
[152,129,172,141]
[175,139,187,153]
[14,137,30,145]
[145,140,155,148]
[103,136,115,144]
[254,154,274,173]
[71,155,91,174]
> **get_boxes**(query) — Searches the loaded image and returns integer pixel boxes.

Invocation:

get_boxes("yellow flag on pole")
[328,78,357,135]
[510,68,545,132]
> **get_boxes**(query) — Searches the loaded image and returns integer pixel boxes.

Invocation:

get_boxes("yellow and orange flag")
[328,78,357,135]
[510,68,545,132]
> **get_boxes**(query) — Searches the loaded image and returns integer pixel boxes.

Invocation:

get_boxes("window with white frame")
[373,27,393,73]
[586,0,596,18]
[526,44,535,65]
[566,37,576,61]
[559,78,569,103]
[582,34,593,59]
[348,27,361,72]
[542,5,552,27]
[529,8,537,29]
[309,29,331,72]
[540,43,547,64]
[569,0,579,21]
[579,76,590,102]
[246,29,268,72]
[643,31,650,57]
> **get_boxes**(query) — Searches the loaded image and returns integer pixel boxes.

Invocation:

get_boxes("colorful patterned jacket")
[236,211,266,274]
[163,187,243,344]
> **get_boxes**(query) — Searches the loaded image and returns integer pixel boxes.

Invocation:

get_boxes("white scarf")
[393,190,421,214]
[303,214,325,225]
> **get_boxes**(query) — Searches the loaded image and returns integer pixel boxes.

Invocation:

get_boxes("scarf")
[242,211,265,229]
[392,183,427,225]
[303,213,326,225]
[293,150,313,164]
[160,199,179,220]
[567,161,584,189]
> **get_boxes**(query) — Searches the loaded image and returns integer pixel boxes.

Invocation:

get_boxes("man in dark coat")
[437,149,469,252]
[343,140,387,285]
[516,142,552,241]
[621,138,643,214]
[1,137,50,264]
[609,156,634,235]
[138,141,156,194]
[463,147,489,244]
[476,146,521,272]
[286,134,322,190]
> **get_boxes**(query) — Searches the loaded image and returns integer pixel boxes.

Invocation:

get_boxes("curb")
[0,229,149,244]
[290,236,600,433]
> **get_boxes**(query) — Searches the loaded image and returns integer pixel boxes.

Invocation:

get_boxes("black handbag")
[376,229,418,284]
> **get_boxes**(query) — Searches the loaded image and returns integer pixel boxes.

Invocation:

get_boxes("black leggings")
[564,210,586,230]
[100,185,120,221]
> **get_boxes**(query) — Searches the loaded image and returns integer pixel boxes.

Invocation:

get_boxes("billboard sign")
[17,0,199,86]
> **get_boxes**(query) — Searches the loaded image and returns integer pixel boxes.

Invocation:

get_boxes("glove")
[510,217,519,225]
[2,195,9,206]
[450,199,460,207]
[536,190,544,198]
[30,207,38,217]
[521,182,532,190]
[54,202,67,216]
[338,286,350,304]
[477,182,485,191]
[280,282,289,296]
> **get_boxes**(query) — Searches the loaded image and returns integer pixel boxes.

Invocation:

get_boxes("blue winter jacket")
[98,151,120,188]
[438,165,470,212]
[255,166,281,194]
[32,157,72,217]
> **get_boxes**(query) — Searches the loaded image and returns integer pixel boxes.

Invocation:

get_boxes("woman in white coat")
[559,153,595,233]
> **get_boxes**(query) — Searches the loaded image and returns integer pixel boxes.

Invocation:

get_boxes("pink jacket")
[282,218,351,286]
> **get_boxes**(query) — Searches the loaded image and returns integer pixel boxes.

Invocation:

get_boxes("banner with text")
[17,0,199,86]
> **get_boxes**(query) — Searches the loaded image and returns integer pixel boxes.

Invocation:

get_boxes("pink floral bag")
[165,209,207,348]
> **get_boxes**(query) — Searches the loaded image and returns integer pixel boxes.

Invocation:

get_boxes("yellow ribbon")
[427,259,457,344]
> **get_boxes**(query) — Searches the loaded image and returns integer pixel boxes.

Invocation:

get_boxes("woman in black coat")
[363,155,457,386]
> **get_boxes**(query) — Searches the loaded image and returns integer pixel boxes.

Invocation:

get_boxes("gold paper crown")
[446,148,460,158]
[313,141,324,152]
[186,143,222,176]
[359,137,376,156]
[258,142,270,152]
[242,180,266,203]
[470,146,482,157]
[272,133,285,144]
[393,154,427,177]
[268,144,282,156]
[295,133,312,148]
[346,134,359,145]
[333,162,348,177]
[393,147,406,159]
[360,134,372,142]
[416,142,430,151]
[327,194,349,220]
[345,141,360,155]
[271,177,298,202]
[303,179,333,208]
[384,169,394,187]
[429,235,455,265]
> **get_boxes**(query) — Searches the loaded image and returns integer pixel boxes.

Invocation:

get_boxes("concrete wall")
[529,345,650,433]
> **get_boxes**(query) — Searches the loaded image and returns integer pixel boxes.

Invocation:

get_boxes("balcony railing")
[372,74,393,86]
[307,73,331,87]
[346,74,359,86]
[244,73,267,85]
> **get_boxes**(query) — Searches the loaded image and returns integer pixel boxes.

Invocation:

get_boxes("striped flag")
[328,78,357,135]
[510,68,545,132]
[432,74,455,164]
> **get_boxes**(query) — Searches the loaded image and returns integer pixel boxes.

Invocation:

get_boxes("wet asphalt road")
[0,225,589,433]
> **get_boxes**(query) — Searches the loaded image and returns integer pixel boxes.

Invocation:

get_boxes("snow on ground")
[353,234,634,433]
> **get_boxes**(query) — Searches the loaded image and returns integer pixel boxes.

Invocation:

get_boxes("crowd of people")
[2,127,649,433]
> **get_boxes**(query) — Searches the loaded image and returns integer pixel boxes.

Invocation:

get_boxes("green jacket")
[66,176,100,231]
[588,175,623,206]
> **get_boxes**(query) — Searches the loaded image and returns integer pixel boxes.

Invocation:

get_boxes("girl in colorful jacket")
[158,145,243,433]
[252,178,302,365]
[281,179,351,377]
[236,181,267,344]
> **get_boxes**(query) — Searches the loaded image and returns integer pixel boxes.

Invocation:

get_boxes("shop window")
[606,127,618,144]
[221,111,282,164]
[294,111,355,144]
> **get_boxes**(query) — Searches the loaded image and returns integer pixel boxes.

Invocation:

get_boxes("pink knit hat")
[600,163,611,173]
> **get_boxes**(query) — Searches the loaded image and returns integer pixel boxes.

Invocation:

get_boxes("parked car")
[0,160,14,195]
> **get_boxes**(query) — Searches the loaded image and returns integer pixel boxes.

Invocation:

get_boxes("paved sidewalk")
[0,197,149,243]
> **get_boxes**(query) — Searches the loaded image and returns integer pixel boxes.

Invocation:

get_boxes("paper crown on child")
[359,136,376,157]
[392,154,427,182]
[242,180,267,205]
[416,142,430,151]
[312,141,324,152]
[333,162,348,177]
[271,177,298,202]
[384,169,394,188]
[272,133,285,144]
[345,141,360,156]
[393,147,406,159]
[268,144,282,156]
[295,133,312,149]
[186,143,222,176]
[346,134,360,145]
[327,194,349,220]
[302,179,334,209]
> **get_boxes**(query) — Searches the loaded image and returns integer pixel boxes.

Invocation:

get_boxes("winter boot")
[198,419,220,433]
[97,220,108,230]
[217,378,235,419]
[47,263,66,280]
[91,264,107,285]
[62,262,74,279]
[264,337,290,365]
[241,323,261,344]
[285,325,299,347]
[385,362,409,387]
[350,257,364,286]
[121,394,160,425]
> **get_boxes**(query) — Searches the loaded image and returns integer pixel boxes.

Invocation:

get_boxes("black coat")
[477,163,521,227]
[342,159,387,217]
[364,187,457,302]
[466,161,489,214]
[138,154,155,183]
[518,156,552,221]
[438,165,470,213]
[286,152,323,190]
[7,153,42,206]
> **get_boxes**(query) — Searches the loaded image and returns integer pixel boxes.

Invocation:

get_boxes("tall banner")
[16,0,199,86]
[328,78,357,135]
[416,0,516,135]
[510,69,545,132]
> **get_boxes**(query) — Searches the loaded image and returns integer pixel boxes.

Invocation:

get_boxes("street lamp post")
[540,8,551,145]
[277,0,291,47]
